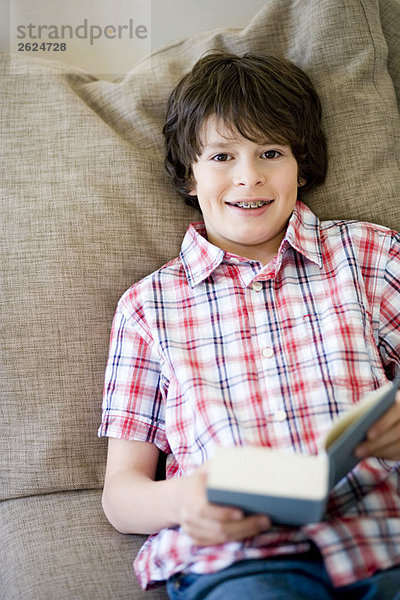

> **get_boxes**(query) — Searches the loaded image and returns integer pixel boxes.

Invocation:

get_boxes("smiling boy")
[99,53,400,599]
[188,115,302,266]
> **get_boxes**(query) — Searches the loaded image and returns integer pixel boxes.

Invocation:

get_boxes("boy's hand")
[178,467,270,546]
[356,390,400,461]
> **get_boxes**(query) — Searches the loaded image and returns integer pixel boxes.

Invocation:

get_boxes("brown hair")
[163,52,328,210]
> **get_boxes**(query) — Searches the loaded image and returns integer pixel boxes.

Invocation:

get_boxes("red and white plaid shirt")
[99,200,400,589]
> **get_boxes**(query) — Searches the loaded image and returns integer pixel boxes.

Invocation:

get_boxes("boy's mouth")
[227,199,274,210]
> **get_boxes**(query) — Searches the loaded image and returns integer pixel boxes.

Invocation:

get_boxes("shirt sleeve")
[378,231,400,378]
[98,305,170,453]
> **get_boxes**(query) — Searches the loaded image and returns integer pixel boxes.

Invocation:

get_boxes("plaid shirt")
[99,200,400,589]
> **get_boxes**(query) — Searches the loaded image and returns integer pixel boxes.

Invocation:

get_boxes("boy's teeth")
[235,200,269,209]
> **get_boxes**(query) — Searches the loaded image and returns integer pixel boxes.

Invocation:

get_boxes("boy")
[99,53,400,599]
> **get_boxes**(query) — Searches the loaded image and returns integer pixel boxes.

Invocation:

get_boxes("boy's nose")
[233,162,265,187]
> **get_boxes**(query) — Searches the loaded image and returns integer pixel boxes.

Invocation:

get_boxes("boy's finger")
[222,514,271,542]
[358,441,400,461]
[367,392,400,440]
[185,513,271,546]
[356,421,400,459]
[203,501,244,522]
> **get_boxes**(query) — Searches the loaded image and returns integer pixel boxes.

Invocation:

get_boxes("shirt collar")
[180,222,225,287]
[283,200,323,268]
[180,200,323,287]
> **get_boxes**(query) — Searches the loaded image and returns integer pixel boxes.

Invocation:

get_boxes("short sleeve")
[98,306,170,453]
[378,232,400,377]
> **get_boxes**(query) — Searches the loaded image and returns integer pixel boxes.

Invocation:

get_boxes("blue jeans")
[166,555,400,600]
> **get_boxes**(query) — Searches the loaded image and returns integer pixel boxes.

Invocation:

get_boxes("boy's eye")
[211,153,231,162]
[262,150,281,159]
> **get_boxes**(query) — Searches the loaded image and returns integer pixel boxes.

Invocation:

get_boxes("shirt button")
[230,257,240,264]
[275,410,287,422]
[252,281,263,292]
[262,347,274,358]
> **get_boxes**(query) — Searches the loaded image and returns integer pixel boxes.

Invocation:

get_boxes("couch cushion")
[380,0,400,106]
[0,489,167,599]
[0,53,198,500]
[1,0,400,500]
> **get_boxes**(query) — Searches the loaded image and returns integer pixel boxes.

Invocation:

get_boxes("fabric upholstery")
[1,0,400,598]
[0,489,166,599]
[380,0,400,106]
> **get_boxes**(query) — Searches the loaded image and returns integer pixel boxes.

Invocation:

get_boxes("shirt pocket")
[302,305,384,395]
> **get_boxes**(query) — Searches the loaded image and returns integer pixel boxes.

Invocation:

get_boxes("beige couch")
[1,1,400,598]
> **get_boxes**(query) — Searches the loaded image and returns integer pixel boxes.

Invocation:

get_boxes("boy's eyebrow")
[202,142,235,150]
[203,139,283,151]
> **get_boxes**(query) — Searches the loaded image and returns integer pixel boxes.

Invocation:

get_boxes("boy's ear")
[187,173,197,196]
[298,177,306,187]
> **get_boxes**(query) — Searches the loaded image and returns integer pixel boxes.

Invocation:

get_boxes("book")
[207,377,400,526]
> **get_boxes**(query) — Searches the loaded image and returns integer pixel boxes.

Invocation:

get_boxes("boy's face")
[189,116,302,265]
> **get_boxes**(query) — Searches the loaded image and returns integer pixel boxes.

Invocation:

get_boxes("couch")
[1,0,400,598]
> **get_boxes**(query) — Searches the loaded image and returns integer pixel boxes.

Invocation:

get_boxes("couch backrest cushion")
[1,0,399,499]
[380,0,400,107]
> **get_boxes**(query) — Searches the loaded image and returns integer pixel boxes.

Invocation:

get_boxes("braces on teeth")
[236,201,269,209]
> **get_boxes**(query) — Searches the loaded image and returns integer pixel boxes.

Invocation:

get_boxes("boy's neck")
[206,228,287,266]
